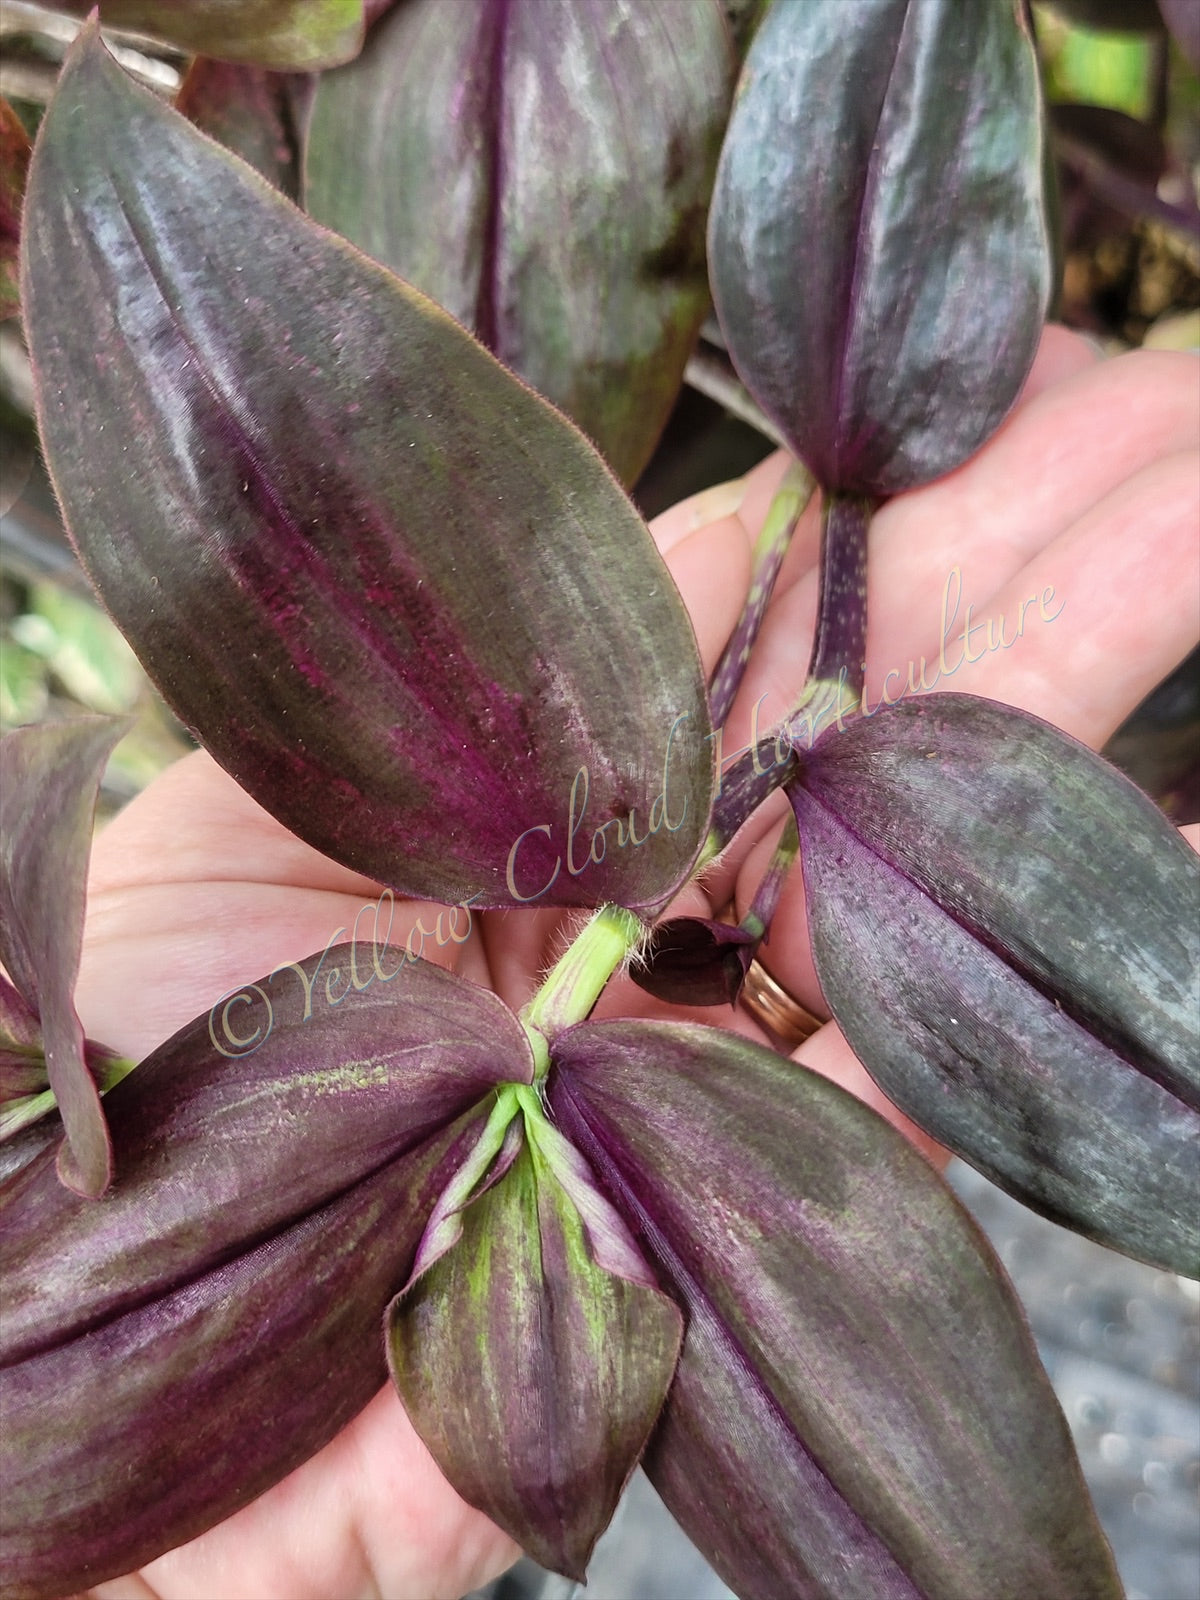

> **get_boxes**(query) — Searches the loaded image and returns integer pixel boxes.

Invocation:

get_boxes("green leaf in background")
[22,24,713,913]
[1038,3,1157,118]
[304,0,733,485]
[46,1,366,70]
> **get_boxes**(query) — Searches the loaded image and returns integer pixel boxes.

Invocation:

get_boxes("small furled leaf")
[23,25,712,913]
[550,1021,1122,1600]
[49,1,366,70]
[0,97,31,319]
[304,0,733,484]
[708,0,1051,495]
[176,59,308,198]
[0,717,127,1197]
[0,948,526,1597]
[789,693,1200,1275]
[389,1114,682,1580]
[631,916,756,1006]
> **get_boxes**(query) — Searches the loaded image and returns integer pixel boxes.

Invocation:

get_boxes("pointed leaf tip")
[389,1122,682,1579]
[791,692,1200,1274]
[0,717,129,1197]
[23,27,712,913]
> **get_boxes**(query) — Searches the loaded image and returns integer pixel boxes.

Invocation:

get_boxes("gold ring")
[740,960,824,1049]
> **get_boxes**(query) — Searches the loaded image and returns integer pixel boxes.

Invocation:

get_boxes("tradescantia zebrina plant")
[1,10,1197,1600]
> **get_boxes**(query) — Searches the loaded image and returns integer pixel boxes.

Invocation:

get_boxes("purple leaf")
[389,1116,682,1580]
[708,0,1052,496]
[550,1020,1122,1600]
[303,0,733,485]
[0,717,128,1197]
[0,946,527,1595]
[176,58,310,199]
[631,916,757,1006]
[46,1,366,70]
[21,25,713,913]
[789,693,1200,1274]
[1,1110,483,1599]
[1,946,532,1363]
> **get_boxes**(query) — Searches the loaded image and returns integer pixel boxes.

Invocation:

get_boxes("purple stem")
[806,493,873,700]
[708,462,814,729]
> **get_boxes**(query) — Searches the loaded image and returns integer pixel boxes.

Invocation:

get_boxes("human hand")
[71,326,1199,1598]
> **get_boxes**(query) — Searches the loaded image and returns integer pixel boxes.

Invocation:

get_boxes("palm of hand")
[73,330,1198,1598]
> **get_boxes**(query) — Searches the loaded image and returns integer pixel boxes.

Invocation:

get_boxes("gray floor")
[470,1161,1200,1600]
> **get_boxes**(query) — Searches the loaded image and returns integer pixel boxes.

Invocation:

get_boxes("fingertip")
[1017,323,1104,408]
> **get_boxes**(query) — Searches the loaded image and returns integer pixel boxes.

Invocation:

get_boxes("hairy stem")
[519,904,644,1080]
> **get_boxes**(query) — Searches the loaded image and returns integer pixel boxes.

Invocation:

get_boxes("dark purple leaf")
[48,1,366,70]
[1,945,532,1362]
[708,0,1052,496]
[631,916,756,1006]
[0,1109,482,1600]
[22,26,713,913]
[303,0,733,485]
[0,717,127,1197]
[0,947,527,1596]
[0,97,30,320]
[789,693,1200,1274]
[389,1115,682,1579]
[549,1021,1121,1600]
[176,58,309,199]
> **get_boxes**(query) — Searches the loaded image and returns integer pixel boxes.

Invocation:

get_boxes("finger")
[1011,322,1101,402]
[933,449,1200,746]
[862,349,1198,693]
[88,751,384,901]
[127,1387,517,1600]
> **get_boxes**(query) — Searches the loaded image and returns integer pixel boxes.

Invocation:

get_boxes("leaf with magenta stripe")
[21,24,712,913]
[549,1020,1122,1600]
[788,693,1200,1275]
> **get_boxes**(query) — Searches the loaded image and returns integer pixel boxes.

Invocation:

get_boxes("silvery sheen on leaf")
[708,0,1052,495]
[22,25,712,913]
[789,693,1200,1277]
